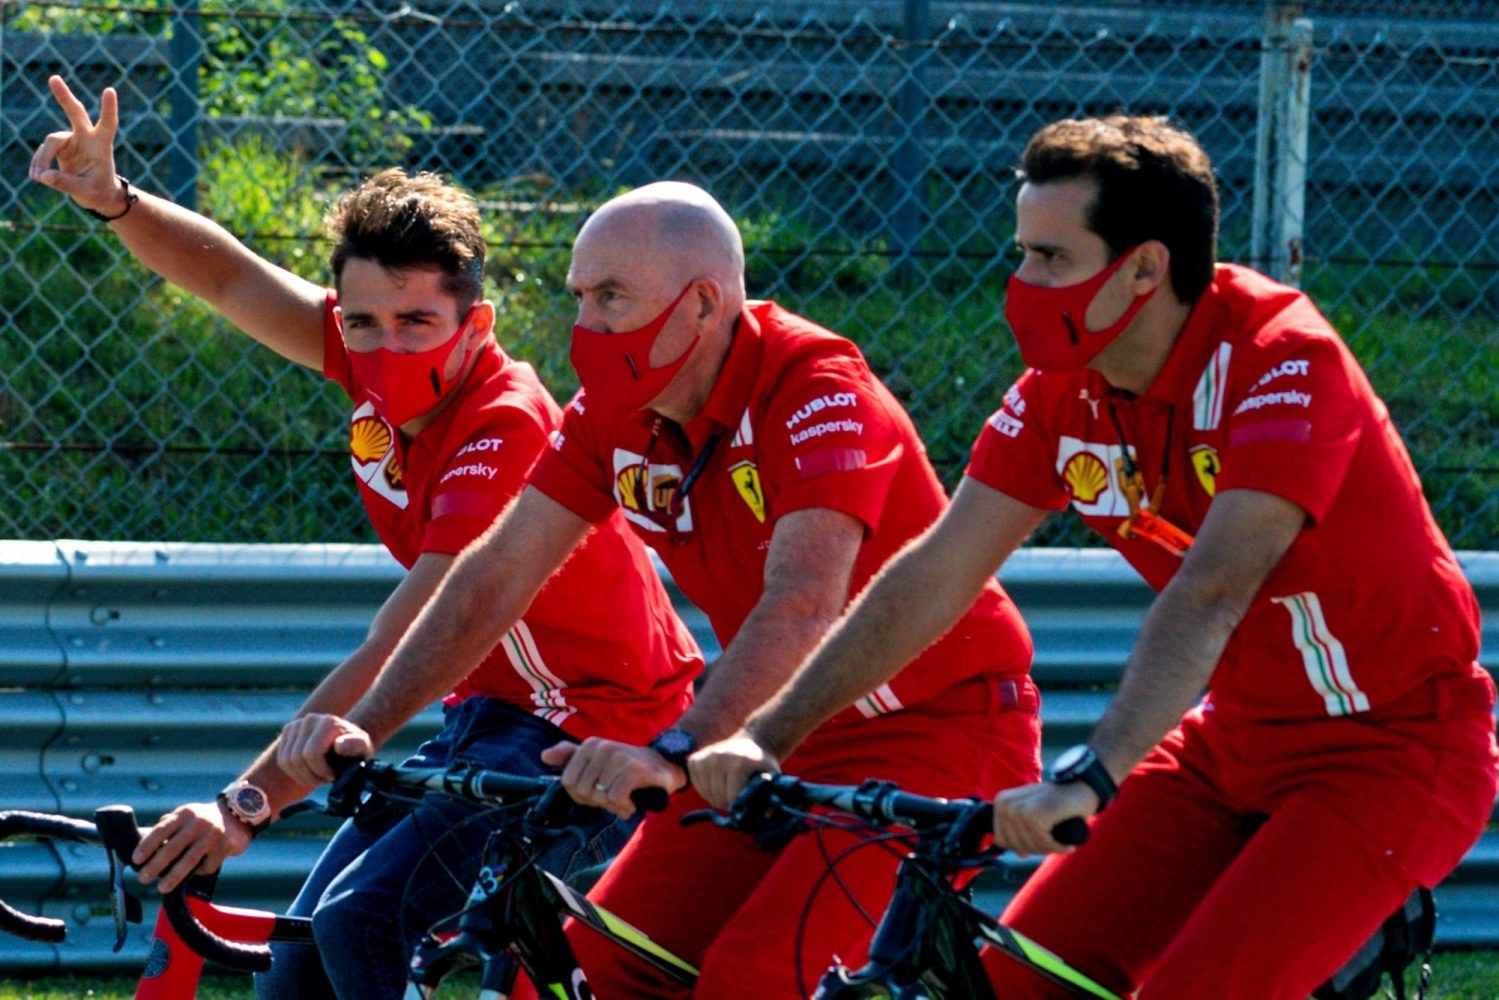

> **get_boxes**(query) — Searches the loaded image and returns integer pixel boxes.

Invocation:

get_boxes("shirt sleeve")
[320,289,355,396]
[525,391,622,524]
[419,410,549,556]
[756,363,905,533]
[1213,336,1363,524]
[964,371,1070,511]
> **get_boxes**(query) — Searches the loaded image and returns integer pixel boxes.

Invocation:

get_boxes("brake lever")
[106,846,143,951]
[681,808,732,828]
[93,805,146,952]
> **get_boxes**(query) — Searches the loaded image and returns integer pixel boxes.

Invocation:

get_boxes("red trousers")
[984,671,1499,1000]
[555,675,1041,999]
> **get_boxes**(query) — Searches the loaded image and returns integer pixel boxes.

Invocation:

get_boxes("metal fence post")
[1252,0,1313,287]
[893,0,930,280]
[168,0,202,210]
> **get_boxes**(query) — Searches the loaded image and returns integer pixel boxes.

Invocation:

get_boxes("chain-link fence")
[3,1,1495,547]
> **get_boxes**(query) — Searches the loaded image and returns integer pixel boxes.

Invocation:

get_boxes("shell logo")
[351,416,393,463]
[1063,452,1110,503]
[616,464,645,512]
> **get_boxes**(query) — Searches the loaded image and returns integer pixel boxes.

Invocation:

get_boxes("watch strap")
[1049,746,1118,811]
[648,727,697,771]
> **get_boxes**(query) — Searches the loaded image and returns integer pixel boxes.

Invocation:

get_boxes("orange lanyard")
[1107,404,1195,557]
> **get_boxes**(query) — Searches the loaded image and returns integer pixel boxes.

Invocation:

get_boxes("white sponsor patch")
[785,392,859,430]
[1250,359,1311,391]
[789,418,863,446]
[1232,390,1312,415]
[1003,385,1027,416]
[439,462,499,484]
[611,448,693,535]
[349,400,408,509]
[988,410,1024,439]
[453,437,505,459]
[1055,436,1131,517]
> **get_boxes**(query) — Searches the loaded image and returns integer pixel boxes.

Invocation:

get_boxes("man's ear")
[691,277,725,326]
[468,300,497,344]
[1130,241,1171,295]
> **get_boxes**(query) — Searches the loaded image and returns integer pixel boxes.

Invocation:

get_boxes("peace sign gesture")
[29,75,128,217]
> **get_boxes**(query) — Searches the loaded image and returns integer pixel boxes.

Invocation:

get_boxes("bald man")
[309,181,1037,996]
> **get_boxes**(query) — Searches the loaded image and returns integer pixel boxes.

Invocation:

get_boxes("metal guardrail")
[0,541,1494,970]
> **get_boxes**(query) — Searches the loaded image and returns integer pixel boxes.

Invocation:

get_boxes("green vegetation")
[5,950,1499,997]
[4,7,1493,548]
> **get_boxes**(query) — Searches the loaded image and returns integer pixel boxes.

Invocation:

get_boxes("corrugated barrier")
[0,541,1494,971]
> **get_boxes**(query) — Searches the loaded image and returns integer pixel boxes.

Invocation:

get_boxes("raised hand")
[28,75,127,216]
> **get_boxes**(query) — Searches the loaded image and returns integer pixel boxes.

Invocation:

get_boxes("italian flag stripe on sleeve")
[1272,591,1370,716]
[1192,342,1232,431]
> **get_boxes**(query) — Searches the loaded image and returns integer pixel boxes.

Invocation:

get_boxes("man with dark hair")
[31,76,703,999]
[692,114,1498,998]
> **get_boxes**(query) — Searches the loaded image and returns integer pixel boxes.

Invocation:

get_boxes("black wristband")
[84,176,137,222]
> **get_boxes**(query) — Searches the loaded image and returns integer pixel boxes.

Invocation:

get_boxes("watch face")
[1052,745,1091,776]
[654,729,696,757]
[234,786,268,814]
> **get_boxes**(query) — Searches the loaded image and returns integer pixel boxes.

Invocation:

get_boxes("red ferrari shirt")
[967,264,1484,722]
[530,300,1032,722]
[322,293,701,742]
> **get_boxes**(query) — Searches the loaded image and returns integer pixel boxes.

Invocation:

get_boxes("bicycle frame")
[387,763,697,998]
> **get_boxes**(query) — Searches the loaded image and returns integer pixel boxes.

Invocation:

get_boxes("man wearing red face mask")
[31,77,702,999]
[301,179,1041,996]
[691,115,1499,999]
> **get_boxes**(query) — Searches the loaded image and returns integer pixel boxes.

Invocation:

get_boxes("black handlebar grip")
[630,786,670,814]
[1052,816,1089,846]
[161,890,273,973]
[324,749,361,779]
[0,898,67,943]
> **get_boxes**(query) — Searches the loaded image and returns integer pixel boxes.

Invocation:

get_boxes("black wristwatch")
[648,727,698,771]
[1047,744,1118,811]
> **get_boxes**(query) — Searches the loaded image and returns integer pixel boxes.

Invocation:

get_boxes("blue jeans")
[254,697,634,1000]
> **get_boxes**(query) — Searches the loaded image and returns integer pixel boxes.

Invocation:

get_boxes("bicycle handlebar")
[0,811,103,942]
[0,757,671,970]
[719,773,1089,848]
[326,754,670,817]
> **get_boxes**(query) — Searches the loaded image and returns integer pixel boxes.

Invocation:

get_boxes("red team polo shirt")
[968,264,1484,722]
[321,292,701,742]
[529,300,1032,721]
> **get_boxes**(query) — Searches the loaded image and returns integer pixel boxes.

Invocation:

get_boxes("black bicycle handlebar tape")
[324,748,362,779]
[630,786,670,813]
[0,897,67,943]
[1051,816,1089,846]
[160,888,274,972]
[0,812,106,943]
[0,810,103,844]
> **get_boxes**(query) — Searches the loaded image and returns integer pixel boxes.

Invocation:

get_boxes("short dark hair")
[1018,115,1219,302]
[326,168,486,315]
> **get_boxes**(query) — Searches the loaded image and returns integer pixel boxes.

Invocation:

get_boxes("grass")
[3,951,1499,997]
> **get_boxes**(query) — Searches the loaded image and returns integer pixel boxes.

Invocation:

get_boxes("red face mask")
[1004,248,1156,371]
[344,307,478,428]
[569,284,700,415]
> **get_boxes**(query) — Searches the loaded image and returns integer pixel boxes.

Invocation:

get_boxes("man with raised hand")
[30,76,702,999]
[314,180,1041,996]
[691,115,1499,999]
